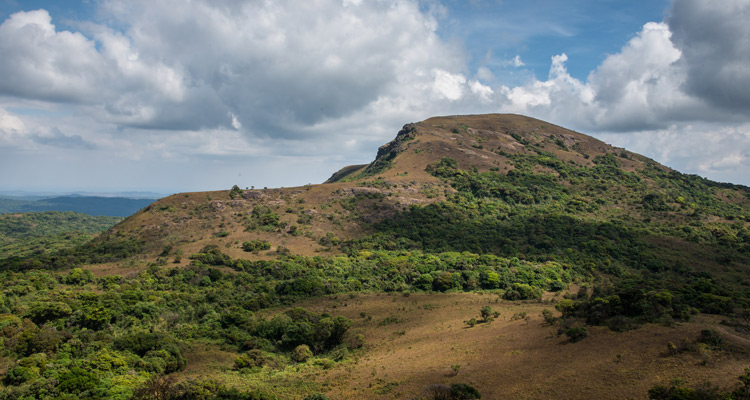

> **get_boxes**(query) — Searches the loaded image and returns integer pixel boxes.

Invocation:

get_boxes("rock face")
[359,123,418,176]
[374,124,417,162]
[338,187,384,197]
[242,191,266,200]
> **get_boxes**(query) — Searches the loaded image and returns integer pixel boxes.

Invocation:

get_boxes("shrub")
[503,283,542,300]
[64,267,95,285]
[293,344,313,363]
[234,349,268,369]
[242,240,271,252]
[450,383,481,399]
[510,312,527,321]
[25,301,73,324]
[480,306,497,322]
[541,309,557,325]
[113,332,186,373]
[698,329,724,348]
[563,326,588,343]
[58,366,100,395]
[318,232,340,248]
[433,272,458,292]
[230,185,243,199]
[420,383,482,400]
[303,394,331,400]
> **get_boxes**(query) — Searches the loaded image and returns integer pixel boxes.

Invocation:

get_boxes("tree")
[229,185,243,199]
[479,306,497,322]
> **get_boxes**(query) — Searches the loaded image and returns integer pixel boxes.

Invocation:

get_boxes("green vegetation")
[0,261,356,399]
[0,196,153,217]
[420,383,481,400]
[0,211,121,266]
[345,154,750,331]
[649,367,750,400]
[242,240,271,252]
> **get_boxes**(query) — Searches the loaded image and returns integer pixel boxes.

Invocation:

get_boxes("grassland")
[171,291,750,399]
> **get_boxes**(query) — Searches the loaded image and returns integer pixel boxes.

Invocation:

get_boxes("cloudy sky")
[0,0,748,194]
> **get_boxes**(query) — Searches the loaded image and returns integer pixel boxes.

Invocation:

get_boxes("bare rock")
[242,191,266,200]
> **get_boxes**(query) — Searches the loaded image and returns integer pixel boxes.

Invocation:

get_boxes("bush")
[503,283,542,301]
[113,332,186,373]
[292,344,313,363]
[64,267,95,285]
[234,349,268,370]
[698,329,724,348]
[479,306,498,322]
[303,394,330,400]
[420,383,481,400]
[242,240,271,252]
[433,272,458,292]
[541,309,557,325]
[25,301,73,324]
[563,326,588,343]
[58,366,100,395]
[450,383,481,399]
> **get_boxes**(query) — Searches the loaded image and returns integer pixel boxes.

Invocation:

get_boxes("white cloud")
[469,80,493,103]
[1,0,750,190]
[229,112,241,130]
[0,10,107,103]
[432,69,466,101]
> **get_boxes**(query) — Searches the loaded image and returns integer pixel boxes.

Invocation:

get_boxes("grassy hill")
[1,114,750,399]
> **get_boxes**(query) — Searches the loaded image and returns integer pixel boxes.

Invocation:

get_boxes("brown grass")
[281,292,750,400]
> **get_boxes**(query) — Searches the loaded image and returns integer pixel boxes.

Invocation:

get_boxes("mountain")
[89,114,749,264]
[2,114,750,399]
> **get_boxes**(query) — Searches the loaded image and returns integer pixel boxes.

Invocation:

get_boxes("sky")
[0,0,748,194]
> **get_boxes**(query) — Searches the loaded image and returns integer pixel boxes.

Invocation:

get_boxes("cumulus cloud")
[668,0,750,112]
[0,10,107,103]
[432,69,467,101]
[87,0,468,136]
[1,0,750,190]
[493,1,750,132]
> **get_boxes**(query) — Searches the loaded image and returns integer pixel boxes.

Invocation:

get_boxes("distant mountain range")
[0,195,158,217]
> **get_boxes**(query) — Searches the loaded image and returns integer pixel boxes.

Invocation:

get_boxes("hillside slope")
[75,114,748,266]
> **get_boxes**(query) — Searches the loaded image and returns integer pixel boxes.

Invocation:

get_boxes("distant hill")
[0,195,156,217]
[0,211,120,262]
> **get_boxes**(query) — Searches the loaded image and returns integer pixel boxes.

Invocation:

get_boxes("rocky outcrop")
[374,123,417,162]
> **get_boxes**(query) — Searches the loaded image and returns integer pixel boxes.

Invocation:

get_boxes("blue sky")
[0,0,748,193]
[438,0,668,81]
